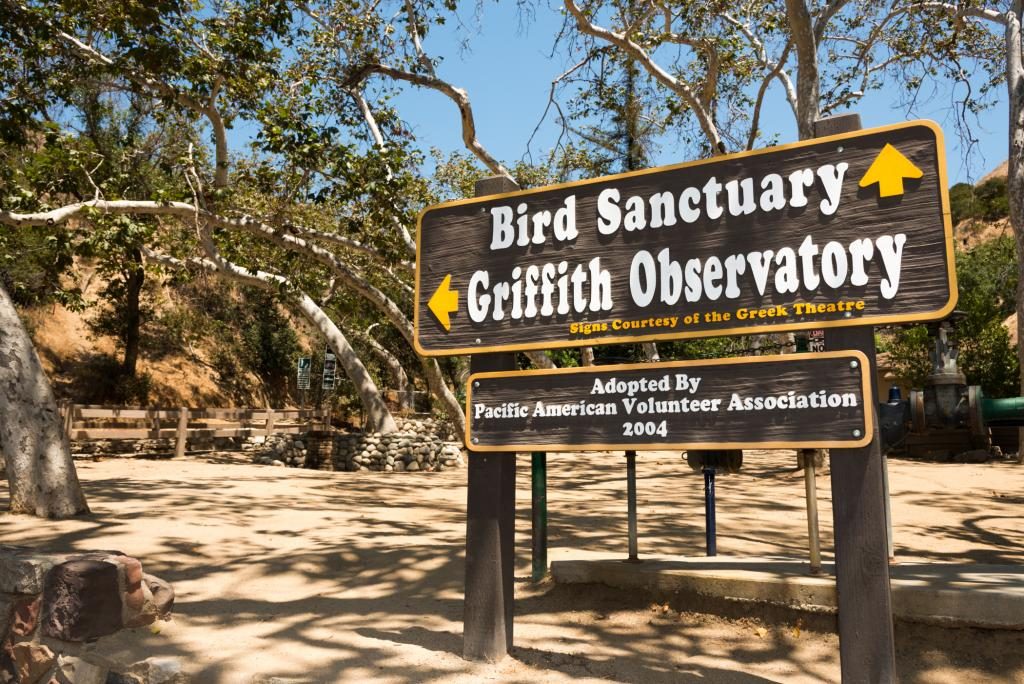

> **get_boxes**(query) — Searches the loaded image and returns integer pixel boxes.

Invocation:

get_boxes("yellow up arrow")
[858,143,923,198]
[428,274,459,332]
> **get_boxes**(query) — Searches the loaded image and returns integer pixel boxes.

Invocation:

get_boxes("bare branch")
[51,28,230,188]
[349,63,510,177]
[404,0,435,75]
[0,199,199,227]
[284,221,414,274]
[345,88,417,254]
[526,55,593,160]
[722,13,798,115]
[564,0,725,153]
[912,2,1006,25]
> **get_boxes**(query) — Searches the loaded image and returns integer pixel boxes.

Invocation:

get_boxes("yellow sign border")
[414,119,957,357]
[464,350,875,452]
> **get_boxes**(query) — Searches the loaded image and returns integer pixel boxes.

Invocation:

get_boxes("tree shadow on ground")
[0,450,1021,682]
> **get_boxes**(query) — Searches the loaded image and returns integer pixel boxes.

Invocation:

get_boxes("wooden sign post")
[816,113,897,682]
[462,176,519,662]
[414,118,956,674]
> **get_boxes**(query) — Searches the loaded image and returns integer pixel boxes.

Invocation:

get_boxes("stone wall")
[0,546,176,683]
[249,417,466,472]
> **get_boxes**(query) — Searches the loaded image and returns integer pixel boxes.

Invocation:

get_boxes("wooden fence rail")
[58,403,329,458]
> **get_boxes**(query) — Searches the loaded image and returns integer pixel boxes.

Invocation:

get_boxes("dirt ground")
[2,449,1024,683]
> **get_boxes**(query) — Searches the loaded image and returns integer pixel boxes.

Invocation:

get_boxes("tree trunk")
[0,283,89,518]
[785,0,820,140]
[1004,3,1024,460]
[358,331,413,412]
[174,242,400,435]
[121,249,144,377]
[581,346,595,366]
[293,295,397,434]
[524,350,556,369]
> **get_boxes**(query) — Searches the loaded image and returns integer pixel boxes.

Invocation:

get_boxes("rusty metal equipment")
[880,318,1024,458]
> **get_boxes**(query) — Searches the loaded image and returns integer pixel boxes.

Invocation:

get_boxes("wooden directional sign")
[415,120,955,356]
[466,351,872,452]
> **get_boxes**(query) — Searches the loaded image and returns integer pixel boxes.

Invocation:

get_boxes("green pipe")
[982,396,1024,424]
[531,451,548,581]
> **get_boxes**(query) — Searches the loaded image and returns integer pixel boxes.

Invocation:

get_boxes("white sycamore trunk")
[0,284,89,517]
[1005,3,1024,459]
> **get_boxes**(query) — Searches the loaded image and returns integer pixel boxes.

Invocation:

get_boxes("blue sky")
[389,2,1009,187]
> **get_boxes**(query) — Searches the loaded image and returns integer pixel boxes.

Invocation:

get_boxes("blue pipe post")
[703,467,717,556]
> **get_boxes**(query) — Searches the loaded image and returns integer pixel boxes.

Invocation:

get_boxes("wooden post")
[802,450,822,574]
[174,407,189,459]
[463,175,519,662]
[265,408,276,437]
[148,407,160,439]
[62,402,75,442]
[815,113,896,682]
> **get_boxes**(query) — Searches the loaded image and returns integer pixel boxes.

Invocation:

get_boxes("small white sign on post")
[322,348,337,390]
[297,357,311,390]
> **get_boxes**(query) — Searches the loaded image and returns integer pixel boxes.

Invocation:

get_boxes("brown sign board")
[465,351,872,452]
[415,120,955,356]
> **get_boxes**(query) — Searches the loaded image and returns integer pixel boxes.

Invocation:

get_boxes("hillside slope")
[24,261,288,407]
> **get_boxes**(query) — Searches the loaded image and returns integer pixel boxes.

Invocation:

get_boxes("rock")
[293,441,304,451]
[0,545,60,594]
[394,461,405,472]
[54,655,109,684]
[42,560,123,641]
[956,448,990,464]
[271,460,285,467]
[11,595,41,636]
[126,656,189,684]
[406,461,420,472]
[11,642,55,684]
[0,594,13,639]
[384,465,394,472]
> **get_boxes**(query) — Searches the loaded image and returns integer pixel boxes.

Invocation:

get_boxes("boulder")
[42,560,123,642]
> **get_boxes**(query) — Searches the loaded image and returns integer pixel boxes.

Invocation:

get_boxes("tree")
[0,283,89,517]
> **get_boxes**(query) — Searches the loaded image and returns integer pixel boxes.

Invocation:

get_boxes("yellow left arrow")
[428,274,459,332]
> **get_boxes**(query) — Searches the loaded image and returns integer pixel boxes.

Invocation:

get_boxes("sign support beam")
[463,176,519,663]
[816,113,896,683]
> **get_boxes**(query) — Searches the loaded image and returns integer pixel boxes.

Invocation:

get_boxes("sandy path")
[2,449,1023,682]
